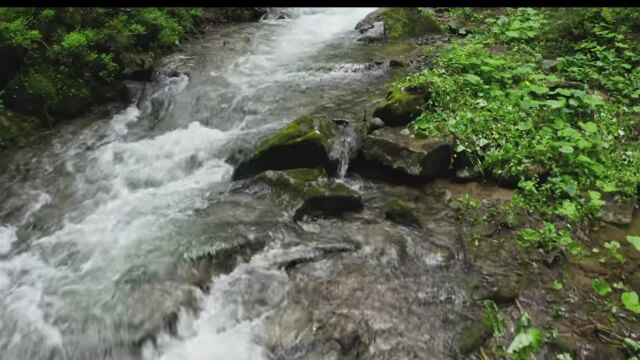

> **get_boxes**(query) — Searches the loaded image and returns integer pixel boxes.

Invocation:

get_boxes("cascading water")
[0,8,398,360]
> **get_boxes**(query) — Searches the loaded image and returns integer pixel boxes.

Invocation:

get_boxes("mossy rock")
[384,198,422,228]
[359,127,452,180]
[372,85,429,126]
[380,8,444,39]
[252,168,363,220]
[453,321,493,355]
[232,115,337,180]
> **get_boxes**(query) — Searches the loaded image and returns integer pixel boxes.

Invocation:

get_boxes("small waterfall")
[333,119,359,180]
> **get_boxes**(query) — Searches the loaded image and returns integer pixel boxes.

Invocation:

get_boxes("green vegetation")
[393,7,640,359]
[0,8,266,149]
[0,8,207,146]
[397,7,640,251]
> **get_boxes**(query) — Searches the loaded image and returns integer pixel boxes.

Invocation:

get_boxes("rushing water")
[0,8,417,360]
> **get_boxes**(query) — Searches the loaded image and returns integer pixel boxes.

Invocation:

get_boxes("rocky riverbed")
[0,7,638,360]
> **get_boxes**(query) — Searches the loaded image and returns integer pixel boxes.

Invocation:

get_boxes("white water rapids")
[0,8,382,360]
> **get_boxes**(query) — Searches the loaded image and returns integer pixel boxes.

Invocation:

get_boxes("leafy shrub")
[398,7,640,253]
[0,7,205,127]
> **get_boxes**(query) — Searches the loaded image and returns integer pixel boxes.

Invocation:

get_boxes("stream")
[5,7,638,360]
[0,8,420,360]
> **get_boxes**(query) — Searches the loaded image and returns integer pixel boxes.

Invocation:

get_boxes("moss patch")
[254,115,328,155]
[232,115,337,180]
[373,85,428,126]
[384,198,422,228]
[381,8,444,39]
[253,168,364,220]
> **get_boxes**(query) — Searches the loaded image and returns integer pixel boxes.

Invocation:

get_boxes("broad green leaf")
[552,280,563,290]
[562,182,577,197]
[592,278,612,296]
[517,121,533,130]
[559,145,574,154]
[529,84,549,94]
[557,200,577,219]
[545,98,566,109]
[464,74,483,84]
[626,236,640,252]
[622,291,640,314]
[507,327,543,353]
[579,121,598,134]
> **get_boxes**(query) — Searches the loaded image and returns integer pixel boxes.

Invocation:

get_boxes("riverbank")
[220,7,640,359]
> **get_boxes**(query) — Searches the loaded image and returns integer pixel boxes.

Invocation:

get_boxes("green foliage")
[0,7,205,130]
[551,280,563,290]
[600,241,625,264]
[519,222,580,255]
[482,299,505,336]
[397,7,640,254]
[622,291,640,314]
[627,235,640,251]
[506,311,544,359]
[592,278,612,296]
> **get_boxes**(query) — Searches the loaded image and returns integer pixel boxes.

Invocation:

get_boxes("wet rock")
[366,117,385,134]
[251,168,363,220]
[354,9,386,42]
[154,54,194,79]
[447,18,468,36]
[357,21,386,43]
[355,8,385,32]
[372,84,429,126]
[359,127,452,180]
[597,192,636,225]
[261,8,290,21]
[384,198,422,228]
[388,59,405,68]
[478,275,520,304]
[120,80,145,104]
[453,321,493,355]
[232,115,337,180]
[550,334,627,360]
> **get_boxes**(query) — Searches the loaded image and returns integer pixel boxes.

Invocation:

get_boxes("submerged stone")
[251,168,363,220]
[384,198,422,228]
[232,115,337,180]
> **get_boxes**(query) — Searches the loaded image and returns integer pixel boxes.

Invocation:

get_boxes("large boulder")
[248,168,364,220]
[378,8,443,39]
[355,8,386,43]
[232,115,337,180]
[372,85,429,126]
[358,127,452,180]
